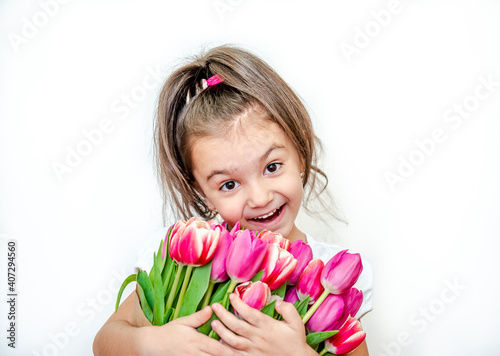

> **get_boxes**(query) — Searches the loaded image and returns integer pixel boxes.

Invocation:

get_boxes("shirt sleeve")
[306,234,374,319]
[135,227,171,273]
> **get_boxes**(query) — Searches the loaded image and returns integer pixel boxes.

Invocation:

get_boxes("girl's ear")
[299,159,305,175]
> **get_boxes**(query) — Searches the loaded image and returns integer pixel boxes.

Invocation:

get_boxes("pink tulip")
[324,316,366,355]
[306,294,345,333]
[321,250,363,295]
[287,240,313,285]
[226,229,268,283]
[233,228,258,239]
[342,287,363,319]
[259,244,297,290]
[284,286,299,304]
[257,230,290,250]
[162,220,186,260]
[169,217,221,266]
[235,281,271,313]
[210,228,234,283]
[296,259,325,304]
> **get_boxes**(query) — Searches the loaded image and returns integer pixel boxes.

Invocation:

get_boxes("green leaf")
[161,227,174,279]
[115,274,136,312]
[178,262,212,318]
[164,308,174,324]
[198,280,232,335]
[250,269,264,282]
[306,330,338,348]
[137,270,154,312]
[149,252,157,282]
[152,262,164,325]
[162,262,176,298]
[155,239,166,274]
[260,300,276,317]
[295,296,310,317]
[198,313,218,335]
[158,227,173,274]
[273,282,287,299]
[210,280,232,305]
[137,284,153,323]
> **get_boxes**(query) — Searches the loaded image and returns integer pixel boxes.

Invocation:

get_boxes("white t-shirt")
[135,227,373,319]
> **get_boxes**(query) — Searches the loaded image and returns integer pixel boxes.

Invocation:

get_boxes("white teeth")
[254,208,278,220]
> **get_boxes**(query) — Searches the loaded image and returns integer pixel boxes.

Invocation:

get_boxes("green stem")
[319,348,328,356]
[173,265,194,319]
[165,264,184,311]
[162,260,175,296]
[221,279,238,308]
[201,280,215,309]
[302,289,330,324]
[208,329,220,340]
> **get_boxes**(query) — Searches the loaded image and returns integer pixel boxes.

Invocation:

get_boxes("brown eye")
[221,181,238,191]
[265,163,281,174]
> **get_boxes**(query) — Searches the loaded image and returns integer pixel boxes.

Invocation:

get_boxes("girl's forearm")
[93,320,143,356]
[93,288,148,356]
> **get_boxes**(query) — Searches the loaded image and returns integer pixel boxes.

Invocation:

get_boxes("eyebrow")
[206,143,286,182]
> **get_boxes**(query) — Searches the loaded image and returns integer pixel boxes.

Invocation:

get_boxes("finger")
[175,305,213,328]
[211,315,249,351]
[211,302,251,338]
[228,293,263,326]
[275,300,304,330]
[203,337,243,356]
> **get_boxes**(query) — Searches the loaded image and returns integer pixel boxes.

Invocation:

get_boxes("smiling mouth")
[251,205,284,223]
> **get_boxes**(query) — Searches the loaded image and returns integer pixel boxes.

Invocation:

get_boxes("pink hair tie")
[206,74,224,86]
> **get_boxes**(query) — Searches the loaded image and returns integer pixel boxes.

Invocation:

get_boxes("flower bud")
[321,250,363,295]
[325,316,366,355]
[284,286,299,304]
[342,287,363,319]
[169,217,220,266]
[226,230,267,283]
[257,230,290,250]
[287,240,313,285]
[296,259,324,304]
[306,294,345,333]
[259,244,297,290]
[210,228,234,283]
[235,281,271,313]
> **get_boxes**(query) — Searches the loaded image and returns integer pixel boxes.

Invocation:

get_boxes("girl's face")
[191,107,305,242]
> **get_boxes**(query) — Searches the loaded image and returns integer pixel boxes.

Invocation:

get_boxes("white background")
[1,1,499,355]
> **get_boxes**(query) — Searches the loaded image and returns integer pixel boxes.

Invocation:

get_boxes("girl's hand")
[211,294,317,356]
[137,306,242,356]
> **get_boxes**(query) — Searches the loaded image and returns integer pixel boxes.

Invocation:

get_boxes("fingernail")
[229,293,234,301]
[212,303,220,311]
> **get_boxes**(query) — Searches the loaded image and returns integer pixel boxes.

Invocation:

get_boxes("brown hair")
[154,45,337,223]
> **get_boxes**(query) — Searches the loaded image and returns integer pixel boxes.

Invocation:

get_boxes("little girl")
[93,45,372,355]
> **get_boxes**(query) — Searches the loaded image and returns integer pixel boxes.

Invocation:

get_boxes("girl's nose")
[247,182,273,209]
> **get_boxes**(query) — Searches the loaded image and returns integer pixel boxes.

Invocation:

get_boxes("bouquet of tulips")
[116,217,366,355]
